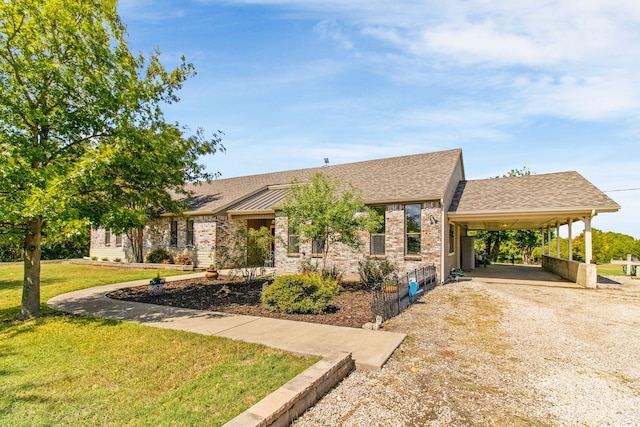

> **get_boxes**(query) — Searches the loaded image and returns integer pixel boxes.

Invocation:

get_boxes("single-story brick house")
[90,148,619,285]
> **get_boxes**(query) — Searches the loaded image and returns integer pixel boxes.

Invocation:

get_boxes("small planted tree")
[280,173,381,275]
[217,226,273,281]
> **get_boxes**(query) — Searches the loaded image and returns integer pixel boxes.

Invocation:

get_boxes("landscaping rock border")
[224,351,355,427]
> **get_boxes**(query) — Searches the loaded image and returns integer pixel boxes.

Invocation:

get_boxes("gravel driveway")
[294,270,640,426]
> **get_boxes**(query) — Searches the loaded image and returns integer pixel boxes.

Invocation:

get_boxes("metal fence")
[370,265,438,321]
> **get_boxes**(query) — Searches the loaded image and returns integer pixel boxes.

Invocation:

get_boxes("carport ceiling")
[451,210,599,231]
[447,172,620,231]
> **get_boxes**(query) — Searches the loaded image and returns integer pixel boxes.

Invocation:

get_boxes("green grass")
[0,264,190,320]
[0,264,317,426]
[597,263,633,276]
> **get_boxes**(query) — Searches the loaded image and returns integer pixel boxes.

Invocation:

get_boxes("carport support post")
[556,222,561,258]
[568,219,573,261]
[584,216,593,264]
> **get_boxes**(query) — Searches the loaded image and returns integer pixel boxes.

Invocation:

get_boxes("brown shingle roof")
[449,171,619,213]
[183,149,463,214]
[448,171,620,231]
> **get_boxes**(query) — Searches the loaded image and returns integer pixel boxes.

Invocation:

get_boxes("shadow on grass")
[0,279,24,292]
[1,304,122,338]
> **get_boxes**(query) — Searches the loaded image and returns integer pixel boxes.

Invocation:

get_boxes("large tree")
[280,173,380,275]
[0,0,222,319]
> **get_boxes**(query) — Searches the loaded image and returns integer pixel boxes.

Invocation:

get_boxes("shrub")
[358,258,397,286]
[299,257,319,274]
[113,258,121,262]
[261,273,340,314]
[145,248,174,264]
[175,254,192,265]
[322,264,342,281]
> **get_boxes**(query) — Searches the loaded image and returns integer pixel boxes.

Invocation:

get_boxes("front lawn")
[0,263,317,426]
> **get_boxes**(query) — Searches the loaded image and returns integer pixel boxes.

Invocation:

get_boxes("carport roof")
[448,171,620,231]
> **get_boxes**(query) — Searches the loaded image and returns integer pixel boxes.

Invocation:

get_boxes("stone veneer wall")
[273,203,443,280]
[91,215,221,267]
[212,216,246,269]
[92,201,443,277]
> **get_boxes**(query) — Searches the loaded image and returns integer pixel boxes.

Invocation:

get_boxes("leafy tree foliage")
[217,226,274,282]
[572,229,640,264]
[0,0,222,319]
[280,173,381,274]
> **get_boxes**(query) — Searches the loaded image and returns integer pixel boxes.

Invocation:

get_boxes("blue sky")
[119,0,640,239]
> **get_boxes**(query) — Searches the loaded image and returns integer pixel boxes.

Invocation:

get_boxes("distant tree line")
[0,223,89,262]
[471,228,639,265]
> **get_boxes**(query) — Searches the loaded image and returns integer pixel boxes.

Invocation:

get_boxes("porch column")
[556,222,561,258]
[547,227,552,256]
[567,219,573,261]
[584,216,593,264]
[541,227,545,259]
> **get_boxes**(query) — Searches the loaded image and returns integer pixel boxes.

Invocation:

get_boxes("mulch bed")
[106,277,375,329]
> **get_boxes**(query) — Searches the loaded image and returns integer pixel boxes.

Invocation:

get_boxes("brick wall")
[91,202,444,279]
[272,203,443,280]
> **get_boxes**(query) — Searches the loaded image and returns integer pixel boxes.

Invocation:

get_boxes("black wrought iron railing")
[370,265,438,321]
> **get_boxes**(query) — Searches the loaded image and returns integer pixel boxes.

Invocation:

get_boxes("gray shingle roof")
[183,149,463,214]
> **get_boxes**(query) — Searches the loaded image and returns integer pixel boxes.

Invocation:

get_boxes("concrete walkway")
[47,273,405,370]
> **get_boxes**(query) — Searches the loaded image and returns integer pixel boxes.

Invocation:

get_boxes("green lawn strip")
[0,264,319,426]
[597,263,630,276]
[0,263,190,320]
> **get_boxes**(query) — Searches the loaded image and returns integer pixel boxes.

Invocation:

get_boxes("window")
[449,224,455,254]
[115,233,122,247]
[288,227,300,254]
[104,229,111,246]
[312,236,325,256]
[170,220,178,246]
[186,219,194,246]
[370,205,386,256]
[405,204,421,255]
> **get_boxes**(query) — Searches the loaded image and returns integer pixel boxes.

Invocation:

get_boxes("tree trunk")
[127,227,144,263]
[490,231,501,262]
[20,217,43,319]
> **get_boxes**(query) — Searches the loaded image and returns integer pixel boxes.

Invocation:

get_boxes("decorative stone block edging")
[68,259,195,271]
[223,351,355,427]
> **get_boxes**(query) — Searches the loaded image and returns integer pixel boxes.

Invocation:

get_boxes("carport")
[447,171,620,287]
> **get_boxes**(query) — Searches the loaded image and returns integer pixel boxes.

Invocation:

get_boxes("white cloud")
[313,19,355,52]
[517,72,640,121]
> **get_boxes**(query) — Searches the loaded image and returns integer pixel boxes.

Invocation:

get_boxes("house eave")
[449,205,620,219]
[364,196,443,206]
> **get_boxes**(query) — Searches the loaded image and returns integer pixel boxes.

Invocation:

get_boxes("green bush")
[261,273,340,314]
[358,258,397,286]
[145,248,174,264]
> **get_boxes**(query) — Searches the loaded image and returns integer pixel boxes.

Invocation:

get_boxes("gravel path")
[294,276,640,426]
